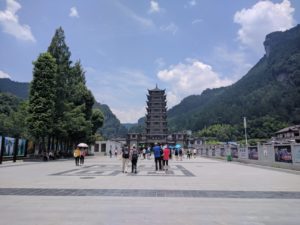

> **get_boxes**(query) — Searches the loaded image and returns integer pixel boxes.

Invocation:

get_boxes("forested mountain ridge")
[167,24,300,139]
[0,78,127,139]
[93,102,127,138]
[0,78,29,99]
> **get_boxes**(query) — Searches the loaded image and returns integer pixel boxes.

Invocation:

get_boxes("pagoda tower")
[145,85,168,144]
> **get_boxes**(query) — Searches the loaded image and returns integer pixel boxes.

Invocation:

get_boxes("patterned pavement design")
[50,164,195,177]
[0,188,299,199]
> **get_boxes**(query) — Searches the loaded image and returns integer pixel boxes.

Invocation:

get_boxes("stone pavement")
[1,155,300,225]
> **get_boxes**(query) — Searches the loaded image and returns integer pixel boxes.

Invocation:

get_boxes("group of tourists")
[121,145,139,173]
[72,143,197,171]
[73,147,86,166]
[120,143,172,173]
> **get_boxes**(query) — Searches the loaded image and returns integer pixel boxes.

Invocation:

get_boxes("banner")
[212,148,216,156]
[239,148,248,159]
[248,146,258,160]
[231,147,238,158]
[292,145,300,163]
[0,136,2,155]
[274,145,292,163]
[18,139,26,156]
[4,137,15,157]
[220,148,225,157]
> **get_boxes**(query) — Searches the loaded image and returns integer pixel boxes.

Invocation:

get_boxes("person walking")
[153,143,162,171]
[73,148,81,166]
[142,148,146,159]
[179,148,183,161]
[80,149,86,165]
[187,149,191,159]
[122,145,130,173]
[163,145,170,171]
[130,145,139,173]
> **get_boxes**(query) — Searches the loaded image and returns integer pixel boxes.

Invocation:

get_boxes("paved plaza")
[1,155,300,225]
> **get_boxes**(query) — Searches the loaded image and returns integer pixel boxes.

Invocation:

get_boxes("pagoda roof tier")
[148,84,165,92]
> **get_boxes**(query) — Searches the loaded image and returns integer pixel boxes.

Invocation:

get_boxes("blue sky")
[0,0,299,123]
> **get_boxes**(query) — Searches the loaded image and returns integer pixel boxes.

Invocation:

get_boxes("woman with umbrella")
[77,143,88,166]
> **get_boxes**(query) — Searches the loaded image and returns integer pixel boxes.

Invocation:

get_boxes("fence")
[198,143,300,171]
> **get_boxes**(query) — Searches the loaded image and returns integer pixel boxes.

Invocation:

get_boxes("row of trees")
[1,27,104,154]
[195,116,288,144]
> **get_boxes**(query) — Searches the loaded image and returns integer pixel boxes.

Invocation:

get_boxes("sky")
[0,0,300,123]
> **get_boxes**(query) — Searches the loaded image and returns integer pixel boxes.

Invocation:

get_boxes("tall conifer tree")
[27,52,57,152]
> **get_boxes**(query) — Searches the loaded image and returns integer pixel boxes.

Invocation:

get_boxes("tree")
[47,27,72,139]
[91,109,104,134]
[27,52,57,152]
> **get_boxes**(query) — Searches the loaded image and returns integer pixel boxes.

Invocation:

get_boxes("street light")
[244,117,248,146]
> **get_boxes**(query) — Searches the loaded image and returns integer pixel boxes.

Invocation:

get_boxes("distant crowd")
[72,143,197,174]
[117,143,197,173]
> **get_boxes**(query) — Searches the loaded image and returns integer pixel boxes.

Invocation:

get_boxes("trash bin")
[227,155,232,161]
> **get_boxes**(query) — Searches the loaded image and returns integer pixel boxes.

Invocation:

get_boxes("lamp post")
[244,117,248,146]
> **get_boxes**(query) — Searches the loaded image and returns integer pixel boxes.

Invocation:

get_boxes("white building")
[90,140,124,156]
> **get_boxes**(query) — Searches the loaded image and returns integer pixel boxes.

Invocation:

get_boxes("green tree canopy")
[27,52,57,147]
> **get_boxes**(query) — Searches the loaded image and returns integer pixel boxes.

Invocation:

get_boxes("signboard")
[18,139,26,156]
[0,136,2,155]
[248,146,258,160]
[239,148,248,159]
[4,137,15,157]
[274,145,292,163]
[231,147,238,158]
[220,148,225,157]
[212,148,216,156]
[292,145,300,163]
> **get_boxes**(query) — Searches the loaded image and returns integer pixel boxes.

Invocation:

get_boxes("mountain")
[122,123,137,130]
[0,78,29,99]
[93,102,127,138]
[0,78,127,139]
[167,24,300,138]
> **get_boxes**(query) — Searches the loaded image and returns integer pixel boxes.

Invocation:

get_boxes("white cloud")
[69,7,79,18]
[160,23,178,35]
[234,0,295,54]
[185,0,197,8]
[157,59,233,108]
[154,57,166,69]
[0,70,11,79]
[149,1,160,14]
[213,46,253,81]
[86,68,154,123]
[111,106,146,124]
[192,19,202,25]
[189,0,197,7]
[115,1,155,28]
[0,0,36,42]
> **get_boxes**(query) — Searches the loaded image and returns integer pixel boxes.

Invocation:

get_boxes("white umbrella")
[77,143,88,148]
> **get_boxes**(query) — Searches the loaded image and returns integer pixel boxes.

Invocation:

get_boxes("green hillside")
[167,25,300,139]
[0,78,29,99]
[0,78,127,139]
[93,102,127,138]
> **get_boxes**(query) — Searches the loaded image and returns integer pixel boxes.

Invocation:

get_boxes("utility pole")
[244,117,248,146]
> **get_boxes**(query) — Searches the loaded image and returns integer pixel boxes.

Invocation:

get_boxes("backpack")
[132,150,138,160]
[123,148,129,158]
